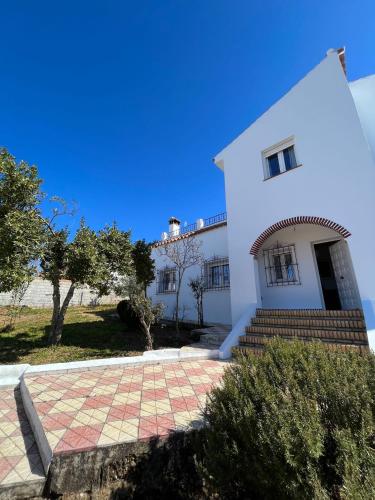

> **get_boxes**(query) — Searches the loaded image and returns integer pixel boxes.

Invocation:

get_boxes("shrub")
[116,299,141,330]
[199,339,375,499]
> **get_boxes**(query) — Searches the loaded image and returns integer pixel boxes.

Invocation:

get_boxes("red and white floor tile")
[24,359,226,455]
[0,387,45,487]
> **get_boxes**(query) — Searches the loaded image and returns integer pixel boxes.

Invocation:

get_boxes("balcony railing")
[167,212,227,239]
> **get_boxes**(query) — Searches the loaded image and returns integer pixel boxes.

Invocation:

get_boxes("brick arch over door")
[250,216,351,256]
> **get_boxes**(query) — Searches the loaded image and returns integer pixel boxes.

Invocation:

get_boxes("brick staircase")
[233,309,369,356]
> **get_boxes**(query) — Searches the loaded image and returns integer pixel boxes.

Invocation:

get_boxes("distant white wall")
[350,75,375,162]
[216,51,375,338]
[0,278,120,308]
[149,224,232,326]
[258,224,340,309]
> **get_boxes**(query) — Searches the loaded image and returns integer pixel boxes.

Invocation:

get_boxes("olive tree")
[41,218,133,345]
[0,148,45,293]
[0,148,135,345]
[157,236,203,334]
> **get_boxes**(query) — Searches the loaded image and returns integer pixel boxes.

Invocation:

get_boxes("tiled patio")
[0,387,45,488]
[24,359,226,456]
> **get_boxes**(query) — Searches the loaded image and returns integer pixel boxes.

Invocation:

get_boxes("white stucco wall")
[149,224,232,326]
[0,278,120,308]
[258,225,342,309]
[215,51,375,349]
[350,75,375,162]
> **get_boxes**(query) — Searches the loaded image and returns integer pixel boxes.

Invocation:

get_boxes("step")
[255,308,364,319]
[244,326,368,343]
[240,331,367,346]
[250,316,366,331]
[234,342,369,357]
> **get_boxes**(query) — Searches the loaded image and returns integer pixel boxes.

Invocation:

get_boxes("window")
[263,245,300,286]
[157,268,176,293]
[263,139,299,179]
[204,258,230,290]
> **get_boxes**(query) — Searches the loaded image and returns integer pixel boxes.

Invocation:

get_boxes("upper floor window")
[157,268,176,293]
[262,138,299,180]
[204,257,230,290]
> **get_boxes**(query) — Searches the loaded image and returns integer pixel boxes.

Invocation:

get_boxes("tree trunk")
[199,294,204,326]
[140,318,153,350]
[48,283,75,345]
[48,280,61,345]
[175,270,183,336]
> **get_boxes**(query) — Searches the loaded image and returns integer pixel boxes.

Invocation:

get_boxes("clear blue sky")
[1,1,374,241]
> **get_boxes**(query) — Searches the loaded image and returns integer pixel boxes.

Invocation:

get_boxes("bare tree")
[158,236,203,334]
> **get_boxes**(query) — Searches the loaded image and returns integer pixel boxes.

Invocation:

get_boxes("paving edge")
[24,347,219,376]
[20,377,52,474]
[0,364,30,388]
[0,348,219,385]
[0,477,46,500]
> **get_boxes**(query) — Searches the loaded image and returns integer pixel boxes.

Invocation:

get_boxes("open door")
[314,242,341,310]
[329,240,361,309]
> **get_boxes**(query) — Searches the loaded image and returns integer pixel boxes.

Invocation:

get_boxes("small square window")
[263,139,299,179]
[157,268,176,293]
[204,258,230,290]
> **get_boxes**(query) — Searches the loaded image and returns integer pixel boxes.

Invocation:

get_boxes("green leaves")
[0,149,45,292]
[131,239,155,291]
[201,340,375,499]
[41,219,134,295]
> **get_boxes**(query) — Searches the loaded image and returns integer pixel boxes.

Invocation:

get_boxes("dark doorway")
[314,242,341,310]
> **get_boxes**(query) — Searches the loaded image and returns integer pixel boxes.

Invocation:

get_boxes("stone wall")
[0,278,120,308]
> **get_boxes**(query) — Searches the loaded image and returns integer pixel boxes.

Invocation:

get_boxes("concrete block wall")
[0,278,120,308]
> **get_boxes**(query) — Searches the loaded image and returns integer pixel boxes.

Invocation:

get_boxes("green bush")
[200,339,375,499]
[116,300,141,330]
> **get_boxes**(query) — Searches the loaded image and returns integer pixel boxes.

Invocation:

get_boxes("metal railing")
[168,212,227,238]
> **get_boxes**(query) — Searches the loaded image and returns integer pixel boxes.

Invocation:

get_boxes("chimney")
[169,217,181,237]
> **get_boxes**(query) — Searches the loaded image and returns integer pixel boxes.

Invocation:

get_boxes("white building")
[149,214,231,326]
[149,48,375,356]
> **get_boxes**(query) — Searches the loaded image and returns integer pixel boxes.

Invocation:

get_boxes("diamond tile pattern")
[25,359,226,455]
[0,388,45,487]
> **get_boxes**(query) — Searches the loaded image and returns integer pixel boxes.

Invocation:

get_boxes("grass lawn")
[0,305,195,365]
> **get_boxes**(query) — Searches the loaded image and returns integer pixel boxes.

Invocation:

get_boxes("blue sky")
[1,1,374,241]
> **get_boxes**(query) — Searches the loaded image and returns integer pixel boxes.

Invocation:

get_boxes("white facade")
[149,48,375,351]
[350,75,375,162]
[149,221,232,326]
[214,49,375,350]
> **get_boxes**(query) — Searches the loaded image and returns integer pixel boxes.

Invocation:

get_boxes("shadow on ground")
[0,307,195,364]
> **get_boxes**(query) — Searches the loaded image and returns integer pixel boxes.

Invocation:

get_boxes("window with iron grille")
[157,267,176,293]
[204,257,230,290]
[263,245,300,287]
